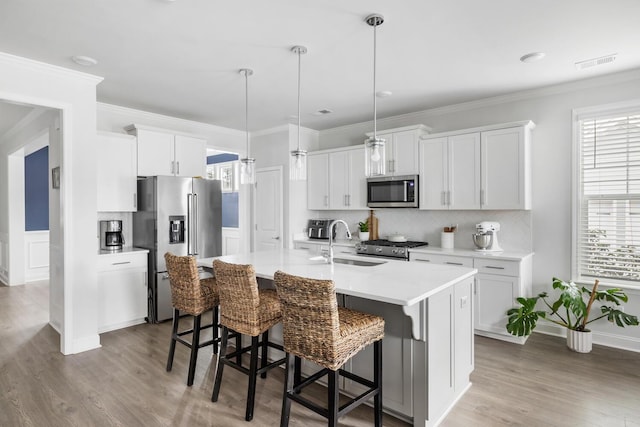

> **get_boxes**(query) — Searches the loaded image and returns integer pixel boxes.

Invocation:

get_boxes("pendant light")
[239,68,256,185]
[290,45,308,181]
[364,14,386,177]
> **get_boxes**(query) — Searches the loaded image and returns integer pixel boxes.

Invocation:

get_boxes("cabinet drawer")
[98,252,147,272]
[473,258,519,276]
[409,253,473,267]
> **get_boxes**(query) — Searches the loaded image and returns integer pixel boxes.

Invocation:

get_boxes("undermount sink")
[332,257,386,267]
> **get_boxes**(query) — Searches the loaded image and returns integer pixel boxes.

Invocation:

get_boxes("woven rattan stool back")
[165,252,215,316]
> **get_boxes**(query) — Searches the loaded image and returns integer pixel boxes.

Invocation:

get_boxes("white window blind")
[577,111,640,283]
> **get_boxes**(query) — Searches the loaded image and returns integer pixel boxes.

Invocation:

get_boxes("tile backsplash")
[313,209,532,252]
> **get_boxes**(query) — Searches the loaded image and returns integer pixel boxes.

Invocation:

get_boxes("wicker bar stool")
[274,270,384,427]
[164,252,220,387]
[211,259,286,422]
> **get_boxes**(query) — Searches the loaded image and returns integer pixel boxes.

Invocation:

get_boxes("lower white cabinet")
[473,257,532,344]
[410,250,533,344]
[343,296,414,417]
[97,251,148,333]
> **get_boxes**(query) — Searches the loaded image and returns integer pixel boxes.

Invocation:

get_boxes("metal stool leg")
[212,306,219,354]
[260,330,269,379]
[374,340,383,427]
[328,369,339,427]
[280,353,294,427]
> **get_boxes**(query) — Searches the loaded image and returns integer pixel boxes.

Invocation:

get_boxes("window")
[574,105,640,284]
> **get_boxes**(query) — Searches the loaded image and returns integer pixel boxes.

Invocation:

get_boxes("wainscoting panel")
[24,231,49,282]
[221,227,240,255]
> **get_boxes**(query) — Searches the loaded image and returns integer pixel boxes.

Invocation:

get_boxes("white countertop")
[409,246,533,261]
[198,249,477,307]
[97,247,149,256]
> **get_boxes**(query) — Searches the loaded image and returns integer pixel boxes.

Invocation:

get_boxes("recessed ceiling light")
[575,53,617,70]
[520,52,546,63]
[376,90,393,98]
[71,55,98,66]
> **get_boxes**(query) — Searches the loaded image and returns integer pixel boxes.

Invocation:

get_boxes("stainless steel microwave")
[366,175,418,208]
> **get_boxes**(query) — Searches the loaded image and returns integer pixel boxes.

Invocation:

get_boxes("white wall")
[0,51,103,354]
[317,69,640,350]
[252,124,319,249]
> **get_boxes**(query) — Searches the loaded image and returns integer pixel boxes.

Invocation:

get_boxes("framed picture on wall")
[51,166,60,189]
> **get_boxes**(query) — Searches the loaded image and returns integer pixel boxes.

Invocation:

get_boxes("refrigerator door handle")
[192,193,198,256]
[187,193,193,255]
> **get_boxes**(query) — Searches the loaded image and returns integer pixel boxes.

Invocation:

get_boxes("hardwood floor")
[1,281,639,426]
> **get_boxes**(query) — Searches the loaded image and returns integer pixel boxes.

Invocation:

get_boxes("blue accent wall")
[207,153,240,228]
[24,146,49,231]
[208,153,238,164]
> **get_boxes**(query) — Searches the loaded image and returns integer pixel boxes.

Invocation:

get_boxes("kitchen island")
[199,249,477,427]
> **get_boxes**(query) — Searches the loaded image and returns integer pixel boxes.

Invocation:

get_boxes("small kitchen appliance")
[356,239,428,260]
[472,221,503,252]
[366,175,418,208]
[307,219,336,240]
[100,220,124,251]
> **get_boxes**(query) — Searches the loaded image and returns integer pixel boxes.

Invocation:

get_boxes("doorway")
[254,167,283,251]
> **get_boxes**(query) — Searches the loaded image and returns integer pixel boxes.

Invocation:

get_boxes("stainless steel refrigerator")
[133,176,222,323]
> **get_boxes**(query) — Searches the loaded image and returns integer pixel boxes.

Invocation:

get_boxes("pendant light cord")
[373,20,378,139]
[245,70,250,158]
[297,47,302,151]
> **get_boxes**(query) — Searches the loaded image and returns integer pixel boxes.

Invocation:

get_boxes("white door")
[255,167,283,252]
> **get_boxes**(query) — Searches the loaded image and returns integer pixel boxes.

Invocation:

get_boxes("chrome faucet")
[323,219,352,264]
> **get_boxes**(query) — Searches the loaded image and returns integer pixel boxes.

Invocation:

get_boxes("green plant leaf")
[506,296,545,336]
[600,306,640,327]
[553,277,586,323]
[591,287,629,305]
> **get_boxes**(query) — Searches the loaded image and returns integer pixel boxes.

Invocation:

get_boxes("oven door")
[367,175,418,208]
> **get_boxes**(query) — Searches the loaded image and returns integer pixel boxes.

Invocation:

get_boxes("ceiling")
[1,0,640,132]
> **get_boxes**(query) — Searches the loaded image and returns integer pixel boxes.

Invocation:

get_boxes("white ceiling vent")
[575,53,617,70]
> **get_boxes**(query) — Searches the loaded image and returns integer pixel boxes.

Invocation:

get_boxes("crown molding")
[320,67,640,136]
[0,51,103,85]
[97,102,245,137]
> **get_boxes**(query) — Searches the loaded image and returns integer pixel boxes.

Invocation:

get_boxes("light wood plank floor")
[1,281,639,426]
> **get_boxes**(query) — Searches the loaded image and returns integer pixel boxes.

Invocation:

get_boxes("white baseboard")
[71,334,101,354]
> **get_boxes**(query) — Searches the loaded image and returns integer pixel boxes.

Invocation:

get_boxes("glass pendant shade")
[240,158,255,185]
[365,137,386,176]
[289,149,307,180]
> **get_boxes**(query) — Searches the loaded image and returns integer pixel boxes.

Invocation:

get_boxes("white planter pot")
[566,329,592,353]
[359,231,370,242]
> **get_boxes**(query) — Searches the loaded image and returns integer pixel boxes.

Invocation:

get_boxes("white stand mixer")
[472,221,503,252]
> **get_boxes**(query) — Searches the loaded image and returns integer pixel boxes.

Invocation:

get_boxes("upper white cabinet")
[96,131,137,212]
[366,125,431,176]
[419,121,534,210]
[307,152,329,210]
[307,147,367,210]
[125,124,206,177]
[420,133,480,210]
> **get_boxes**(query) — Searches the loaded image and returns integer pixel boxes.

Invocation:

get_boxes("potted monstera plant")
[506,277,639,353]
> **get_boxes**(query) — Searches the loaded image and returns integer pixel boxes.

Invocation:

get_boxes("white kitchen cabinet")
[307,147,366,210]
[419,133,480,210]
[293,240,355,257]
[367,125,431,176]
[97,250,148,333]
[481,126,530,209]
[125,124,206,177]
[96,131,137,212]
[473,256,531,344]
[307,153,329,210]
[329,147,367,210]
[410,249,533,344]
[343,296,414,417]
[419,121,533,210]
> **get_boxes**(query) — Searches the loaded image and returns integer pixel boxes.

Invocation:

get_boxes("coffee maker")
[100,220,124,251]
[472,221,503,252]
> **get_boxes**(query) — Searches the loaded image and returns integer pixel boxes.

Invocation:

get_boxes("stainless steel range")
[355,239,429,260]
